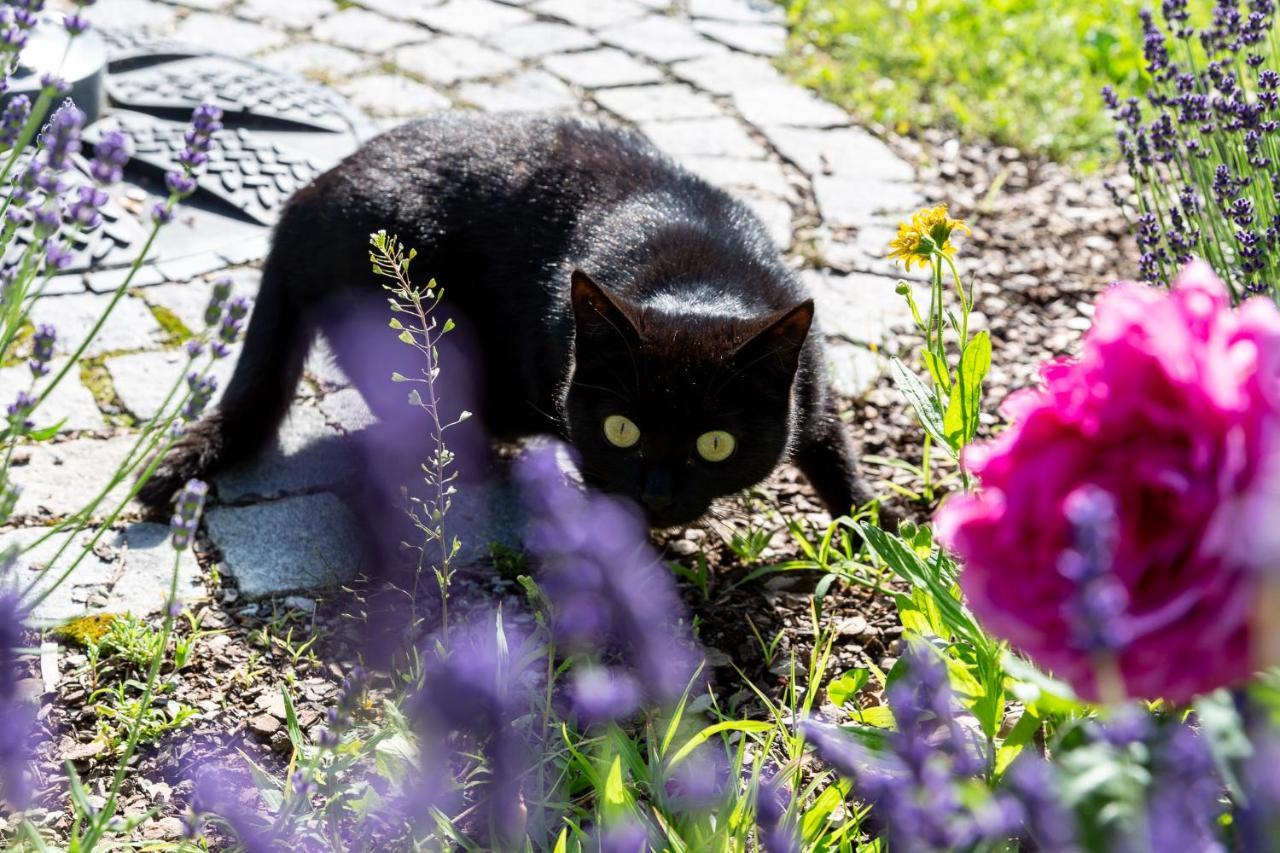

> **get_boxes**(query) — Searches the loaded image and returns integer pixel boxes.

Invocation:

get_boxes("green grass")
[779,0,1159,168]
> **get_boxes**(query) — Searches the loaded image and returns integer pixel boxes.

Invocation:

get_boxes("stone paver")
[259,42,372,80]
[531,0,648,30]
[0,362,106,433]
[106,349,239,422]
[339,74,452,117]
[171,13,289,55]
[693,20,784,56]
[594,84,723,123]
[28,293,165,358]
[12,434,140,521]
[640,117,767,159]
[36,0,923,610]
[313,8,426,52]
[205,493,363,597]
[598,16,724,63]
[459,70,580,113]
[394,38,520,85]
[413,0,535,37]
[542,48,662,88]
[14,522,204,624]
[216,404,355,501]
[485,22,599,59]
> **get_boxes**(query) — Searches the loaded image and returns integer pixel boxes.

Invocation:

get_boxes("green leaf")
[668,720,773,768]
[889,357,954,453]
[943,330,991,446]
[281,686,303,752]
[603,755,627,806]
[26,419,65,441]
[921,347,951,393]
[854,704,896,728]
[828,669,869,707]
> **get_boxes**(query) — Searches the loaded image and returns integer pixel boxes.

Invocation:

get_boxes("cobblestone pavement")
[24,0,926,614]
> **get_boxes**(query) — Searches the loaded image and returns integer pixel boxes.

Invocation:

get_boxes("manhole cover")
[31,26,370,291]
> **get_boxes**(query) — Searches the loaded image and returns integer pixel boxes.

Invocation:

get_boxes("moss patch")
[146,304,193,347]
[79,356,134,428]
[51,613,120,647]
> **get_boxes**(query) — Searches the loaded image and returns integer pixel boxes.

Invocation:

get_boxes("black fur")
[139,113,873,526]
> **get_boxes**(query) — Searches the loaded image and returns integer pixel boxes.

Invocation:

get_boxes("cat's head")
[563,269,811,527]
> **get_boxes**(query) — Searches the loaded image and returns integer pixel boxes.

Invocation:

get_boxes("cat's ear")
[734,299,813,376]
[571,269,640,342]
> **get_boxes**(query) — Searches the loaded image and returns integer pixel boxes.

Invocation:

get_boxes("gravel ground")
[9,133,1138,843]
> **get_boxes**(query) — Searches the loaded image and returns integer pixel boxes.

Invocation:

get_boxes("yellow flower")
[887,204,970,271]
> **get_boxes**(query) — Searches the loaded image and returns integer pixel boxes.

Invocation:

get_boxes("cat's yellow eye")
[603,415,640,449]
[696,430,736,462]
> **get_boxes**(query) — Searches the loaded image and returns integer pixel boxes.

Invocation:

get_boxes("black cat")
[139,113,873,527]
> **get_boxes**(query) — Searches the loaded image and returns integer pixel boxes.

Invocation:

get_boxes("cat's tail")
[137,254,309,512]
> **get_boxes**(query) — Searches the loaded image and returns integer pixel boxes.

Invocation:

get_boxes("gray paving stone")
[693,20,784,56]
[531,0,648,29]
[677,155,796,200]
[447,476,525,564]
[171,13,289,55]
[205,493,363,597]
[15,522,205,624]
[28,293,165,358]
[156,252,227,284]
[258,41,372,80]
[339,74,452,117]
[306,337,353,388]
[689,0,783,24]
[313,8,425,52]
[593,84,723,123]
[812,174,924,230]
[216,404,355,501]
[393,38,519,85]
[733,84,849,129]
[107,350,239,422]
[318,388,378,432]
[237,0,336,29]
[413,0,534,37]
[762,126,915,182]
[738,192,792,249]
[354,0,448,17]
[84,264,166,294]
[804,270,924,347]
[825,339,885,399]
[0,362,106,433]
[816,224,932,283]
[598,16,725,63]
[172,0,233,10]
[670,51,784,96]
[458,70,580,113]
[11,434,139,521]
[640,117,766,159]
[484,21,599,59]
[44,275,86,297]
[138,279,217,337]
[81,0,181,33]
[542,48,662,88]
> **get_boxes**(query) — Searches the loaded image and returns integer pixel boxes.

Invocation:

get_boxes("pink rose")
[934,262,1280,704]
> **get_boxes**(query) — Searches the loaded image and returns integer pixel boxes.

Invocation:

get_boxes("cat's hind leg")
[137,255,311,511]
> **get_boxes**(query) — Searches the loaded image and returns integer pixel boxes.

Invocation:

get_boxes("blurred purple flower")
[7,390,34,431]
[38,101,82,171]
[0,95,28,149]
[186,749,277,852]
[164,170,196,198]
[169,479,207,551]
[1001,754,1079,851]
[664,744,729,813]
[403,613,534,844]
[63,12,88,36]
[516,443,702,719]
[570,666,641,726]
[802,646,998,852]
[0,586,32,809]
[755,765,800,853]
[90,130,128,185]
[593,818,650,853]
[28,323,54,379]
[1146,723,1225,852]
[65,185,107,233]
[151,202,174,226]
[182,372,217,422]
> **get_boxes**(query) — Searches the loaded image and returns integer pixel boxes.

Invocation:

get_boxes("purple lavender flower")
[593,819,650,853]
[63,12,89,35]
[169,479,207,550]
[802,645,996,852]
[44,242,73,272]
[151,202,174,226]
[38,101,83,171]
[1000,755,1079,851]
[185,743,278,851]
[7,390,34,432]
[182,371,217,422]
[164,170,197,198]
[89,130,128,185]
[570,666,641,725]
[39,75,68,96]
[403,614,532,844]
[664,745,729,813]
[0,95,28,149]
[0,587,32,809]
[1145,723,1225,852]
[29,324,54,378]
[66,185,107,232]
[516,443,702,719]
[755,766,799,853]
[185,339,205,359]
[1057,485,1131,654]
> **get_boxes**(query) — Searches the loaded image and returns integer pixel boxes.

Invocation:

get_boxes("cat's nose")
[641,470,674,513]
